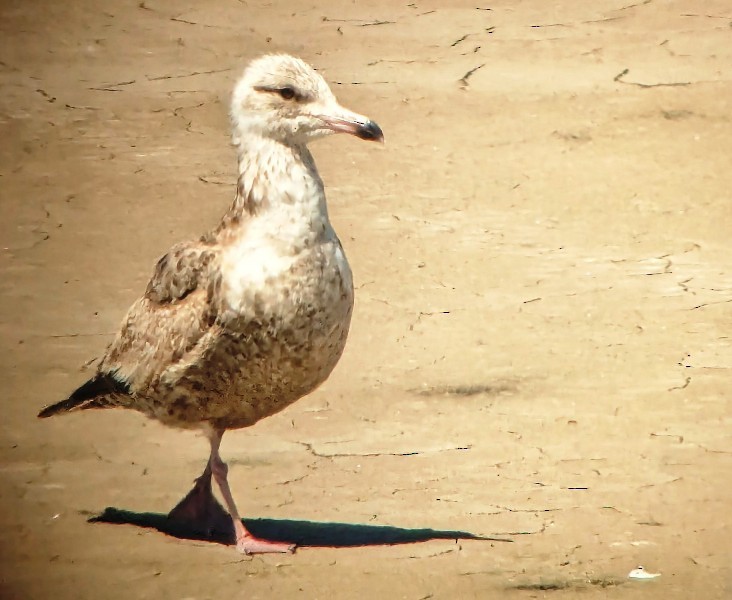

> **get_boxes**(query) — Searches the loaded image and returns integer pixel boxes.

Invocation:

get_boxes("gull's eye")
[253,85,302,101]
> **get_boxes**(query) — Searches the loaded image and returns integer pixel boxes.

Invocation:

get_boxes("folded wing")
[39,240,222,416]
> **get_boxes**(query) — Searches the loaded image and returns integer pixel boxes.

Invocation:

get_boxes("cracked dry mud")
[1,1,731,599]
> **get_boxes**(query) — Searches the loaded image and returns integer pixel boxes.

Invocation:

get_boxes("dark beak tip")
[357,120,384,143]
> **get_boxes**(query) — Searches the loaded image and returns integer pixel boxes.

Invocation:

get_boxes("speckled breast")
[158,239,354,430]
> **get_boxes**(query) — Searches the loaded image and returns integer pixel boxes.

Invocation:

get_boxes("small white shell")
[628,566,661,580]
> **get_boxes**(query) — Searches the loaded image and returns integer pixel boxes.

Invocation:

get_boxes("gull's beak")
[318,109,384,143]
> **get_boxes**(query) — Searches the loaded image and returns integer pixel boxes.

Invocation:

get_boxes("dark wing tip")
[38,374,130,418]
[38,399,75,418]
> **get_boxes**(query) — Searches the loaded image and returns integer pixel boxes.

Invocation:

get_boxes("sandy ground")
[2,0,731,598]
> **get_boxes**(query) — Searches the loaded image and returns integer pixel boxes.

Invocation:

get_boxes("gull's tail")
[38,374,131,418]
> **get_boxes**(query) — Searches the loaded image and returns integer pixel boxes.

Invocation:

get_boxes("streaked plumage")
[39,54,383,554]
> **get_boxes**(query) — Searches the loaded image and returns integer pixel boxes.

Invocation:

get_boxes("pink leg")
[207,428,295,555]
[168,461,232,539]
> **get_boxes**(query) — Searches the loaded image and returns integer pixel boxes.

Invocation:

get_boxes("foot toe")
[236,535,296,555]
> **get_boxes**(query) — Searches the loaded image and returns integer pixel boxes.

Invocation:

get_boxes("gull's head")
[231,54,383,147]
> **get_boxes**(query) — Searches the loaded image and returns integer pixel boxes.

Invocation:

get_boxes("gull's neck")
[216,134,329,237]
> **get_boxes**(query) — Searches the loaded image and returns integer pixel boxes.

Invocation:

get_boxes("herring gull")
[38,54,383,554]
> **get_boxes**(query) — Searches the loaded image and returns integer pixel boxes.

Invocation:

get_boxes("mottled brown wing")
[97,241,221,391]
[145,241,218,303]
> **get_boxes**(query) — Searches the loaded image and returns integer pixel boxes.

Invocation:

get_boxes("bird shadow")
[89,507,511,549]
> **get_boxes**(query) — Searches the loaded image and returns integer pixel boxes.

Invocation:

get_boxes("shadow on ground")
[91,507,511,548]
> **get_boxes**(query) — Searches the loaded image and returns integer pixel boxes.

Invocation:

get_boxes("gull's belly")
[156,239,354,430]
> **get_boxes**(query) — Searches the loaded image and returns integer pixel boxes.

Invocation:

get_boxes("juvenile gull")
[38,54,383,554]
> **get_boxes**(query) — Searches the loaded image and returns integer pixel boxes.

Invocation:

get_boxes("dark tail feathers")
[38,374,131,418]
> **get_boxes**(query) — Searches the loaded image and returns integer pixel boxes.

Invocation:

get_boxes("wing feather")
[98,240,222,391]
